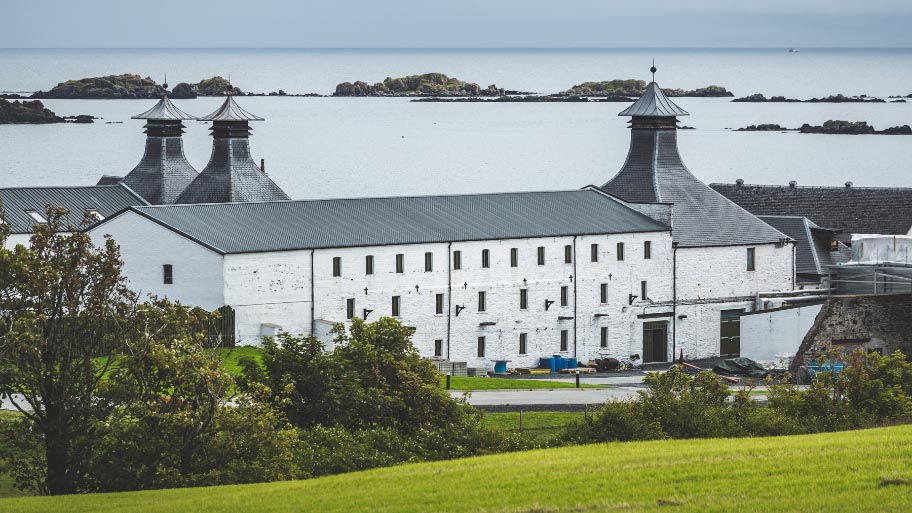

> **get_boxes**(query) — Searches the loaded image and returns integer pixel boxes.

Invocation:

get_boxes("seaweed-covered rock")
[194,76,242,96]
[664,85,734,97]
[732,94,801,103]
[0,98,64,124]
[806,94,885,103]
[799,120,876,134]
[170,82,197,99]
[737,124,788,131]
[32,74,164,99]
[334,73,499,97]
[563,80,732,97]
[882,125,912,135]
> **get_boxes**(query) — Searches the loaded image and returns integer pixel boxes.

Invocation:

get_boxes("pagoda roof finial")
[618,64,689,118]
[132,93,196,121]
[198,95,264,122]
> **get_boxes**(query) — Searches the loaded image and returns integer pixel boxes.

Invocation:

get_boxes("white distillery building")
[84,75,798,366]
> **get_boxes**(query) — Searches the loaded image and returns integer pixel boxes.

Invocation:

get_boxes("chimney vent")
[260,158,265,173]
[845,181,853,188]
[788,180,797,188]
[735,178,744,186]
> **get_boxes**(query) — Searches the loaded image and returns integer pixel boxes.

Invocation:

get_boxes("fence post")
[576,372,580,388]
[519,409,523,432]
[446,373,451,390]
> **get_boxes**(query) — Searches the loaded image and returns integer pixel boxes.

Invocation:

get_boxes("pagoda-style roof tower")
[176,96,289,204]
[122,92,200,205]
[601,66,786,248]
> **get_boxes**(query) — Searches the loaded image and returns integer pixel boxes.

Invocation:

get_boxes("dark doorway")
[720,309,743,356]
[643,322,668,363]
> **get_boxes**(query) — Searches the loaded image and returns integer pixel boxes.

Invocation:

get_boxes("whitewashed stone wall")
[88,211,224,309]
[741,303,822,365]
[3,234,31,249]
[675,243,794,300]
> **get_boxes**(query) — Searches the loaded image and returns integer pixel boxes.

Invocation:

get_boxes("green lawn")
[4,425,911,512]
[441,376,604,390]
[216,346,264,377]
[483,411,582,442]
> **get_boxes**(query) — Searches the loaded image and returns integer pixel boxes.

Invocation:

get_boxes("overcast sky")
[4,0,911,48]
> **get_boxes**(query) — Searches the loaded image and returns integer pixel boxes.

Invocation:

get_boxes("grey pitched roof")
[198,96,263,122]
[618,82,689,117]
[122,136,199,205]
[601,129,787,247]
[105,189,671,254]
[0,184,147,234]
[132,95,196,121]
[758,215,846,277]
[175,139,289,204]
[710,183,912,238]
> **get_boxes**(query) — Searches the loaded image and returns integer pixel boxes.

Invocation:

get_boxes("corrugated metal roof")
[618,82,689,118]
[0,184,148,234]
[131,95,196,121]
[601,129,787,247]
[110,189,670,254]
[197,96,264,122]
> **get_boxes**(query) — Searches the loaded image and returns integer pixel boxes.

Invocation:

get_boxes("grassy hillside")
[5,425,911,513]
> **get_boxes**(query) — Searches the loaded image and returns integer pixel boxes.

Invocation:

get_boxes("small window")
[519,288,528,310]
[510,248,518,267]
[481,249,490,268]
[560,330,569,352]
[641,280,648,300]
[365,255,374,275]
[600,326,608,348]
[564,245,572,264]
[747,248,756,271]
[85,209,104,221]
[478,291,487,312]
[600,283,608,304]
[478,336,486,358]
[560,286,569,307]
[392,296,401,317]
[434,339,443,357]
[519,333,528,355]
[332,256,342,277]
[346,298,355,320]
[163,264,173,285]
[829,239,839,252]
[617,242,625,261]
[591,243,598,262]
[395,254,404,273]
[453,250,462,270]
[537,246,545,266]
[435,293,444,315]
[425,252,433,272]
[644,241,651,259]
[25,210,46,224]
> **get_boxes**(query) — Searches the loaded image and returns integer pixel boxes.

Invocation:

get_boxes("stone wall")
[791,293,912,370]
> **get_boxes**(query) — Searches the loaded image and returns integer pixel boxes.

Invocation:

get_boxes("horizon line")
[3,46,912,51]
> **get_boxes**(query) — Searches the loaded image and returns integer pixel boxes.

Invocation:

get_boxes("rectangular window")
[600,283,608,304]
[434,339,443,357]
[591,243,598,262]
[453,250,462,270]
[25,210,47,224]
[395,254,404,273]
[560,330,569,352]
[600,326,608,348]
[365,255,374,275]
[564,245,572,263]
[478,336,486,358]
[332,256,342,277]
[435,293,444,315]
[617,242,625,261]
[644,241,651,259]
[481,249,490,268]
[425,252,433,272]
[392,295,401,317]
[519,333,528,355]
[478,291,487,312]
[346,298,355,320]
[560,286,569,307]
[747,248,756,271]
[519,288,528,310]
[641,280,648,300]
[510,248,518,267]
[163,264,173,285]
[537,246,545,265]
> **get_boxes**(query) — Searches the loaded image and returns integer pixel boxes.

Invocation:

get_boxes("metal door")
[720,309,742,356]
[643,322,668,363]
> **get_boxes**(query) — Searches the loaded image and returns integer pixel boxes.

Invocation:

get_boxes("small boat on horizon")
[788,48,799,53]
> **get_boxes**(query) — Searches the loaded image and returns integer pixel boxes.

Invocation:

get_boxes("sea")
[2,48,912,199]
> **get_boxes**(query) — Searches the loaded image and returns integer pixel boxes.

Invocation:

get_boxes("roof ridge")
[711,183,912,191]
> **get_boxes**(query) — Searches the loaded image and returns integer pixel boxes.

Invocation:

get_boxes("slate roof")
[99,189,671,254]
[132,95,196,121]
[123,135,199,205]
[175,139,289,204]
[198,96,264,122]
[758,215,848,278]
[710,183,912,238]
[601,129,787,248]
[618,82,689,117]
[0,185,147,234]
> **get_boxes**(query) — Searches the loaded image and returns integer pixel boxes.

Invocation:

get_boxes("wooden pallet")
[560,367,596,374]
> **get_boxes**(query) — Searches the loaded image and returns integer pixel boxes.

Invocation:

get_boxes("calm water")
[2,48,912,199]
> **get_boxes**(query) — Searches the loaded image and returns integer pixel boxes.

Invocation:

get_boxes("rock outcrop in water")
[334,73,501,97]
[563,80,732,97]
[32,74,164,99]
[0,99,64,123]
[732,94,801,103]
[733,93,886,103]
[736,124,788,131]
[736,120,911,135]
[170,76,243,98]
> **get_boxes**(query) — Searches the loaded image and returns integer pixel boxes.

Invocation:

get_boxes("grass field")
[5,425,911,513]
[483,411,582,442]
[441,376,604,390]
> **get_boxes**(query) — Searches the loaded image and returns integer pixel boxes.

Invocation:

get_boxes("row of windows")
[432,327,611,358]
[343,281,649,320]
[330,242,654,277]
